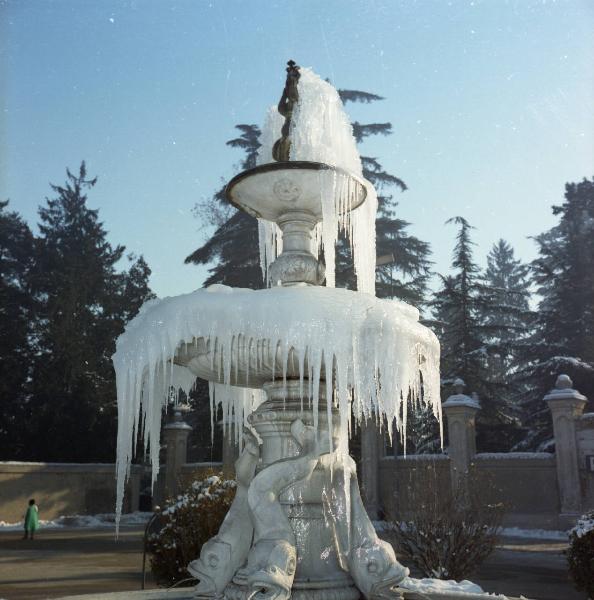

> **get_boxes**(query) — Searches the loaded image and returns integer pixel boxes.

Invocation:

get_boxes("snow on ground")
[401,577,510,597]
[500,527,568,540]
[0,511,152,531]
[373,521,568,541]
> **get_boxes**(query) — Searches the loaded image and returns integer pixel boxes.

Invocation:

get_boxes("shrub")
[567,510,594,597]
[383,466,505,580]
[148,474,236,585]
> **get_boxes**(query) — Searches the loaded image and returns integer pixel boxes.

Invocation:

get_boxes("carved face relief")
[272,178,301,203]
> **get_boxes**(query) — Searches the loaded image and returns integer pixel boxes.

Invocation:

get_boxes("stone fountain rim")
[54,588,527,600]
[225,160,368,219]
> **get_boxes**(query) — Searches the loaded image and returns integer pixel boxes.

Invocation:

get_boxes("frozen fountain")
[113,61,443,600]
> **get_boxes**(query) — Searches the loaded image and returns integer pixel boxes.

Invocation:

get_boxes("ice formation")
[113,67,441,535]
[256,67,377,294]
[113,284,440,528]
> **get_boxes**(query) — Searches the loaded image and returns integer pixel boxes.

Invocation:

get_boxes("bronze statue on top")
[272,60,301,162]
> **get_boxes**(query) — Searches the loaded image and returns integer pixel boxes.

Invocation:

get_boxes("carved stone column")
[442,378,479,490]
[163,407,192,497]
[241,381,359,599]
[546,374,587,521]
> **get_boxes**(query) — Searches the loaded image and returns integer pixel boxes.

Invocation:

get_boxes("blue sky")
[1,0,593,299]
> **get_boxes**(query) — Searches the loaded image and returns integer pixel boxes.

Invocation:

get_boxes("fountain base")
[223,579,363,600]
[189,380,408,600]
[55,588,523,600]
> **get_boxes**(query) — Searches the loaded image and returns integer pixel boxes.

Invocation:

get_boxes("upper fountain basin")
[226,161,367,222]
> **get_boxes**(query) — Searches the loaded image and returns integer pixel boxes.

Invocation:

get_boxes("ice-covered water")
[256,67,376,294]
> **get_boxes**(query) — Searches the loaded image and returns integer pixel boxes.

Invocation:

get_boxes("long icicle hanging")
[113,284,441,530]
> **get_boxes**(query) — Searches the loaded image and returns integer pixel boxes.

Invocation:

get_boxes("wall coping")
[473,453,556,467]
[475,452,554,461]
[181,462,223,469]
[381,454,449,461]
[0,462,142,473]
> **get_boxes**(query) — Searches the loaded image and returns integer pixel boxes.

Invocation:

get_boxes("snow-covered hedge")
[148,474,236,585]
[567,510,594,597]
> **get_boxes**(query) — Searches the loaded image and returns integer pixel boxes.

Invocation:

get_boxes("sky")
[1,0,593,299]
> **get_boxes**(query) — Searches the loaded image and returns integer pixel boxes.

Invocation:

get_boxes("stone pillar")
[546,374,587,520]
[442,378,480,489]
[360,418,381,519]
[163,407,192,497]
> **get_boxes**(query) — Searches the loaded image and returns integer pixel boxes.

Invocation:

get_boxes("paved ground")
[0,528,157,600]
[455,538,586,600]
[0,527,587,600]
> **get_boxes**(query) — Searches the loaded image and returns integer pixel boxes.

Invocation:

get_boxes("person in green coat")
[23,498,39,540]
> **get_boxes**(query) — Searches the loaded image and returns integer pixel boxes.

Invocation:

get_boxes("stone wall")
[379,455,451,519]
[0,462,141,523]
[369,375,594,530]
[472,453,559,528]
[377,453,560,528]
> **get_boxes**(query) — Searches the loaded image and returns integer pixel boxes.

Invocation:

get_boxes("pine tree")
[482,240,531,346]
[516,177,594,451]
[432,218,484,385]
[26,163,153,461]
[481,240,532,407]
[431,218,519,451]
[0,201,35,458]
[185,125,263,289]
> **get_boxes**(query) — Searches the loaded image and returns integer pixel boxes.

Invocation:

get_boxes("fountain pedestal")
[234,381,359,600]
[190,381,406,600]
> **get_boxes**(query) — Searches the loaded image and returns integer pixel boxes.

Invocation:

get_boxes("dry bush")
[567,510,594,597]
[148,473,236,586]
[383,465,505,580]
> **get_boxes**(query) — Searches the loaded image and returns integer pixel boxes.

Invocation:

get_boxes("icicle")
[319,171,339,288]
[257,219,283,286]
[256,105,284,166]
[352,182,377,295]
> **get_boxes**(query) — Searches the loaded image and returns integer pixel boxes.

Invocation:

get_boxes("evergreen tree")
[0,201,35,458]
[516,177,594,451]
[185,125,263,289]
[26,163,153,461]
[481,240,532,405]
[431,218,519,451]
[432,218,484,386]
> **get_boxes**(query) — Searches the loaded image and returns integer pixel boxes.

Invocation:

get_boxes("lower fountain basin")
[56,586,524,600]
[163,284,428,388]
